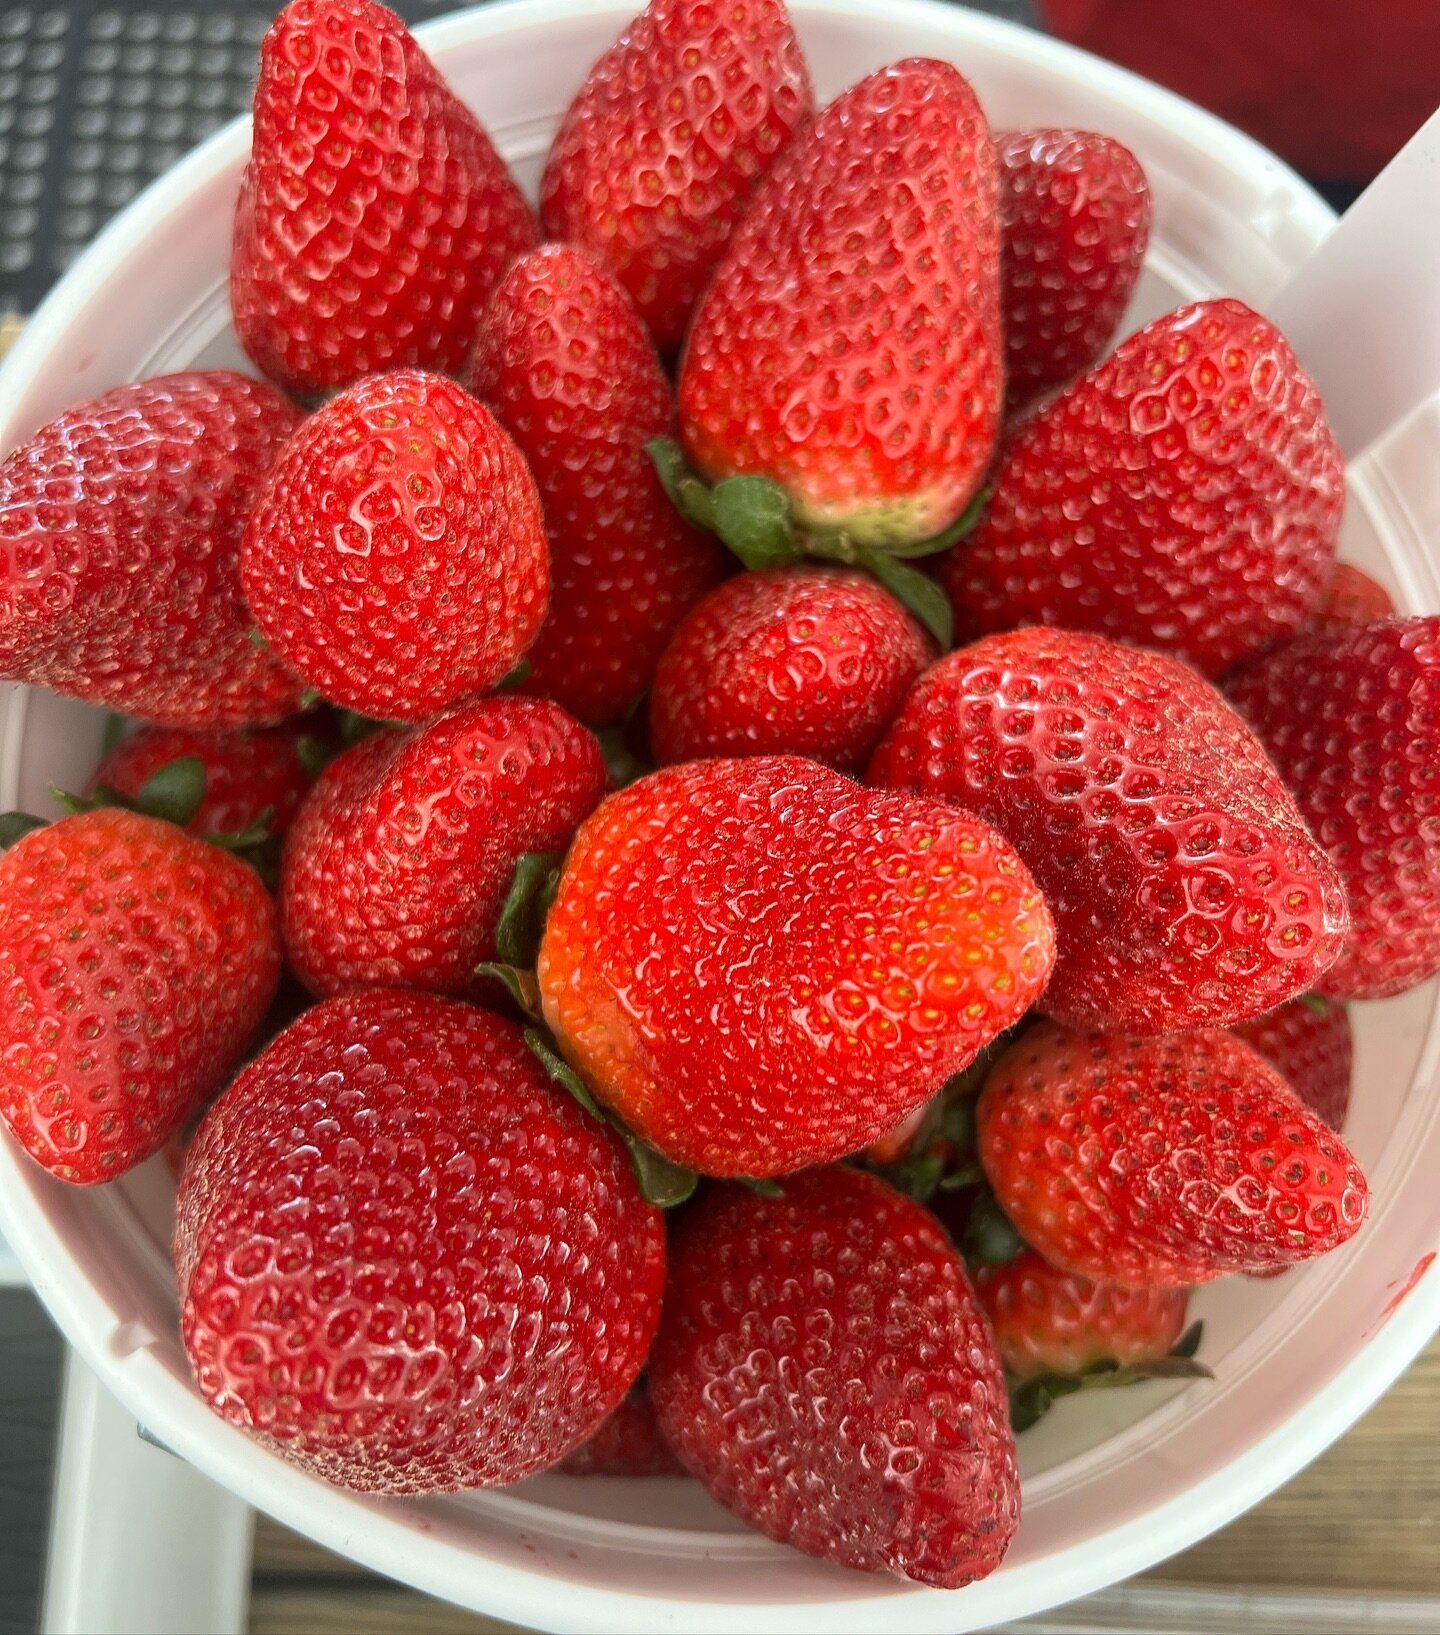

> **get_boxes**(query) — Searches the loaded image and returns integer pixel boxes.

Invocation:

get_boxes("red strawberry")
[281,696,605,998]
[998,128,1151,410]
[0,372,304,728]
[978,1021,1368,1286]
[558,1384,684,1477]
[242,369,549,722]
[649,1166,1019,1587]
[948,298,1344,676]
[177,989,665,1492]
[231,0,536,399]
[1229,617,1440,999]
[1232,994,1352,1131]
[869,627,1348,1033]
[540,0,813,355]
[465,245,726,726]
[678,58,1001,547]
[0,809,281,1183]
[650,566,934,773]
[538,755,1055,1177]
[1306,562,1396,634]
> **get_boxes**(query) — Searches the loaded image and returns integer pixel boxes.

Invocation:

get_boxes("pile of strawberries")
[0,0,1434,1594]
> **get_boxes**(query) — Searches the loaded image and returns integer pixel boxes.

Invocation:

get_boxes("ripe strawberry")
[177,989,665,1492]
[1306,562,1396,634]
[0,809,281,1183]
[998,128,1151,410]
[978,1021,1369,1286]
[0,372,304,728]
[242,369,549,722]
[281,696,605,998]
[540,0,813,355]
[465,245,726,726]
[869,627,1348,1033]
[948,298,1344,676]
[538,754,1055,1177]
[678,58,1001,547]
[650,566,934,773]
[1229,617,1440,999]
[649,1166,1019,1586]
[559,1383,684,1477]
[1233,994,1352,1131]
[231,0,536,399]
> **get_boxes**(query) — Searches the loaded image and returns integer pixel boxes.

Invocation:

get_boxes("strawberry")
[1306,562,1396,634]
[1229,617,1440,999]
[242,369,549,722]
[649,1166,1019,1587]
[869,627,1348,1033]
[1232,994,1352,1132]
[947,298,1344,677]
[231,0,536,399]
[558,1383,684,1477]
[281,696,605,999]
[537,754,1055,1177]
[0,809,281,1183]
[0,372,304,729]
[176,989,665,1492]
[650,566,935,773]
[465,245,726,726]
[977,1021,1369,1286]
[998,128,1151,410]
[540,0,813,355]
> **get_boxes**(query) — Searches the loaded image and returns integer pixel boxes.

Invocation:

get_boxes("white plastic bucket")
[0,3,1437,1631]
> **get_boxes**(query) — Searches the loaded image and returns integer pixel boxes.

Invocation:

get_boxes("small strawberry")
[242,369,549,722]
[558,1383,684,1477]
[540,0,813,355]
[281,696,605,998]
[0,808,281,1183]
[998,128,1151,410]
[977,1021,1369,1287]
[231,0,536,399]
[465,245,726,726]
[649,1166,1019,1587]
[0,372,304,728]
[948,298,1344,677]
[1306,562,1395,634]
[869,627,1348,1033]
[650,566,934,773]
[177,989,665,1492]
[538,754,1055,1177]
[1233,994,1352,1131]
[1229,617,1440,999]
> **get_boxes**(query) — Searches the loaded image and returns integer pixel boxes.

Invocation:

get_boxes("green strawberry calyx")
[49,759,277,855]
[1008,1320,1214,1433]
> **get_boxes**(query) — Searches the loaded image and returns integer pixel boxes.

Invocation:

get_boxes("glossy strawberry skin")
[978,1021,1368,1287]
[650,567,935,773]
[231,0,536,399]
[558,1384,684,1477]
[679,59,1001,545]
[281,697,605,998]
[540,0,813,355]
[869,627,1348,1033]
[1229,617,1440,999]
[0,372,304,728]
[949,298,1344,677]
[998,129,1151,409]
[538,755,1055,1177]
[0,809,281,1184]
[466,245,726,725]
[242,369,549,722]
[1306,562,1395,634]
[650,1167,1019,1587]
[1233,994,1352,1131]
[177,990,664,1493]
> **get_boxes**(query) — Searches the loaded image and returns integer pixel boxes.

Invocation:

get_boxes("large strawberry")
[559,1383,684,1478]
[538,755,1055,1176]
[869,627,1348,1033]
[948,298,1344,677]
[0,809,281,1183]
[540,0,813,355]
[242,369,549,722]
[0,372,304,728]
[649,1166,1019,1586]
[978,1021,1369,1287]
[465,245,726,726]
[1229,617,1440,999]
[1233,994,1352,1132]
[177,990,665,1492]
[231,0,536,399]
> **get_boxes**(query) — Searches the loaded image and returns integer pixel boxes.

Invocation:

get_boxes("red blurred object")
[1039,0,1440,180]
